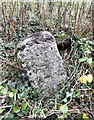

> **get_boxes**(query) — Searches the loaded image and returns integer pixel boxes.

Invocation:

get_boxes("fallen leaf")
[80,75,87,84]
[87,74,93,83]
[3,37,8,40]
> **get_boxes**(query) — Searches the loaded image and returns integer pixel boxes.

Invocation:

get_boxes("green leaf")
[17,112,24,117]
[64,114,68,118]
[86,40,93,44]
[90,61,94,68]
[0,109,5,113]
[79,57,87,63]
[22,91,28,99]
[7,85,12,92]
[1,88,7,95]
[0,86,3,89]
[87,58,92,65]
[81,95,84,98]
[22,110,29,116]
[66,92,72,98]
[8,113,14,119]
[63,98,67,103]
[0,82,2,85]
[21,101,28,110]
[9,92,13,98]
[13,105,20,113]
[82,113,88,119]
[12,88,17,93]
[60,105,68,114]
[12,117,19,120]
[32,108,41,114]
[85,49,91,54]
[18,93,21,99]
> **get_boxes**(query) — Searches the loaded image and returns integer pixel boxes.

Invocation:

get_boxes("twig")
[79,81,83,110]
[46,108,93,118]
[0,55,23,70]
[1,79,8,84]
[0,105,12,109]
[0,96,6,99]
[0,105,12,120]
[78,88,92,91]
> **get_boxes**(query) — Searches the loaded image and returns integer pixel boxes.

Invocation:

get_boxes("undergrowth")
[0,2,94,119]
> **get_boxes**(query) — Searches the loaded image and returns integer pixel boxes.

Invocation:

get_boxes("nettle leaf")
[1,88,7,95]
[79,57,87,63]
[21,101,28,110]
[60,105,68,114]
[13,105,20,113]
[0,109,5,113]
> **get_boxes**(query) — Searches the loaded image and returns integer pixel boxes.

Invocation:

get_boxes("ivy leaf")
[66,92,72,98]
[87,58,92,65]
[1,88,7,95]
[79,57,87,63]
[8,113,14,119]
[13,105,20,113]
[60,105,68,114]
[85,49,91,54]
[81,95,84,98]
[0,109,5,113]
[63,98,67,103]
[22,110,29,116]
[21,101,28,110]
[17,112,24,117]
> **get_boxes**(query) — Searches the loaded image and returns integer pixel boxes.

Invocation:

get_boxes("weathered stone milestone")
[17,31,67,94]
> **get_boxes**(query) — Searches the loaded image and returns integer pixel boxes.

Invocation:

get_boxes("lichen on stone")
[17,31,67,94]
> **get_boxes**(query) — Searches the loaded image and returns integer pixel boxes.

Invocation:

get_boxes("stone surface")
[17,31,67,94]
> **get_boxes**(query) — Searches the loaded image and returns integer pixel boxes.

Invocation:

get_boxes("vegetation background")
[0,0,94,119]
